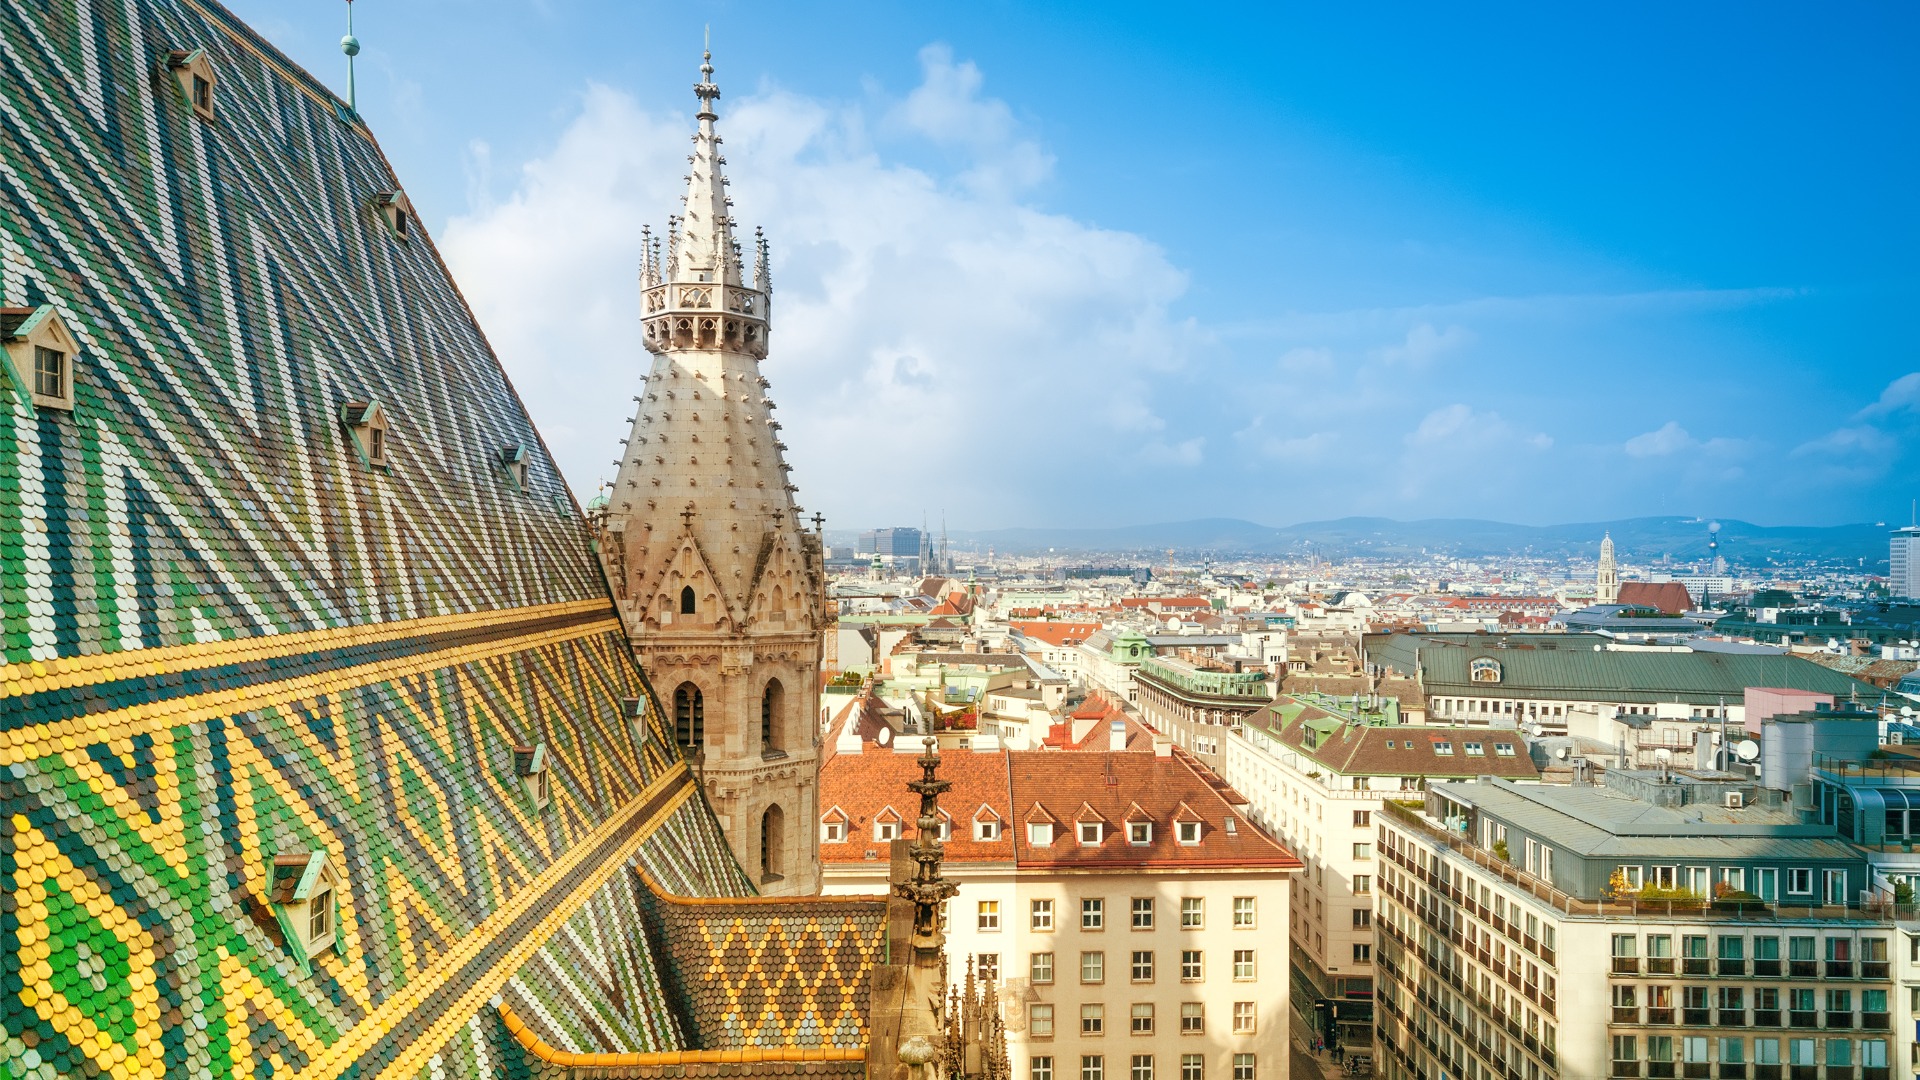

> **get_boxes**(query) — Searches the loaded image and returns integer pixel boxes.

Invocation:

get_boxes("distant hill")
[947,516,1887,565]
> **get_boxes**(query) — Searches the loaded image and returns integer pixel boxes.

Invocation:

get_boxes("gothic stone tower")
[1596,532,1620,606]
[599,51,827,895]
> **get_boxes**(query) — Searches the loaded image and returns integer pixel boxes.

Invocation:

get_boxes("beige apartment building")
[1374,774,1900,1080]
[1222,694,1539,1051]
[821,733,1302,1080]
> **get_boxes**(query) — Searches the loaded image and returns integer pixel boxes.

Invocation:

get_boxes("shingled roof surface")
[0,1,808,1076]
[1243,697,1541,779]
[820,746,1015,864]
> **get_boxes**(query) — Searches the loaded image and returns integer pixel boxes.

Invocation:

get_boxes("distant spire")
[676,44,738,288]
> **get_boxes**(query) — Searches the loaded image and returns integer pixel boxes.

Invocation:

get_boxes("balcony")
[1789,1068,1817,1080]
[1753,1009,1782,1028]
[1649,1064,1676,1079]
[1717,1010,1747,1027]
[1826,961,1854,979]
[1648,957,1676,975]
[1683,958,1711,976]
[1754,1067,1781,1080]
[1685,1065,1711,1079]
[1721,1067,1748,1079]
[1789,960,1819,978]
[1648,1008,1675,1025]
[1718,958,1747,976]
[1611,1064,1641,1079]
[1612,958,1641,975]
[1860,1011,1889,1031]
[1754,959,1782,977]
[1862,960,1890,979]
[1683,1008,1712,1026]
[1788,1010,1817,1029]
[1824,1012,1854,1030]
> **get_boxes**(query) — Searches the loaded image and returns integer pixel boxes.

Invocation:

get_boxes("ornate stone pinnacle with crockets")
[897,737,958,941]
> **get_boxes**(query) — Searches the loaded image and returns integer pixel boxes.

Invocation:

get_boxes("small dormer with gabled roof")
[973,805,1003,841]
[1074,802,1109,845]
[1123,802,1156,846]
[1,305,80,411]
[374,190,415,241]
[820,805,850,843]
[513,743,551,811]
[165,48,217,122]
[1172,801,1205,846]
[1024,801,1058,846]
[873,805,903,842]
[341,400,390,470]
[268,850,340,973]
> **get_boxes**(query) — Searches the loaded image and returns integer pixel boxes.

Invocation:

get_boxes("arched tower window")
[673,683,704,749]
[680,585,697,615]
[761,679,785,754]
[761,804,785,882]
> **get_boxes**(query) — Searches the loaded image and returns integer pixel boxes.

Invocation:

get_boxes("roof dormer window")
[1177,821,1201,846]
[1078,821,1103,845]
[1128,821,1153,846]
[341,400,390,470]
[268,850,340,973]
[1,305,80,411]
[974,810,1003,841]
[374,190,414,241]
[1028,822,1053,846]
[513,743,551,811]
[166,49,217,122]
[500,444,530,492]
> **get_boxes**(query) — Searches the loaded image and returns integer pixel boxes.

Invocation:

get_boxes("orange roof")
[819,749,1014,865]
[1010,621,1101,647]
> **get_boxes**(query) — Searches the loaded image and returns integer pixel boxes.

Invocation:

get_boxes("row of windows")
[1028,1004,1258,1039]
[981,897,1257,932]
[1609,984,1889,1014]
[1016,949,1257,983]
[1611,864,1852,903]
[1608,1035,1889,1068]
[1030,1053,1256,1080]
[1609,933,1888,964]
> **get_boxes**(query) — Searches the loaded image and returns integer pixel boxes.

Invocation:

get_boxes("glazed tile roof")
[0,0,882,1076]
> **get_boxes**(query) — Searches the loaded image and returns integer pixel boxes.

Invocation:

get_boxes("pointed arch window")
[762,679,785,757]
[761,804,785,883]
[673,683,704,749]
[680,586,697,615]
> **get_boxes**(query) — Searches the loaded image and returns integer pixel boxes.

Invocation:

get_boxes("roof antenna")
[340,1,360,113]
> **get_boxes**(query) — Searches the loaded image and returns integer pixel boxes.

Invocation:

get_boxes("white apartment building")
[821,740,1302,1080]
[1221,693,1540,1050]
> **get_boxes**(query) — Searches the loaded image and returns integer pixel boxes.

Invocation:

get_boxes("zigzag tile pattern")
[0,0,807,1077]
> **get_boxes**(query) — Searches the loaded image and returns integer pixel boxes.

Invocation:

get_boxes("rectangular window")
[33,347,64,400]
[1231,1055,1254,1080]
[1352,842,1372,861]
[308,889,332,944]
[1030,823,1054,845]
[1080,822,1104,845]
[1129,821,1152,845]
[1033,899,1055,931]
[1081,1004,1105,1035]
[1352,810,1371,827]
[979,901,1001,931]
[1180,1056,1203,1080]
[1786,868,1812,894]
[976,818,1002,841]
[1232,1002,1256,1033]
[1464,741,1483,755]
[1351,943,1371,962]
[1031,1004,1055,1038]
[1131,1056,1153,1080]
[1180,1003,1204,1034]
[1181,950,1203,981]
[1176,821,1200,845]
[1232,897,1255,927]
[1131,898,1155,929]
[1351,875,1371,895]
[823,820,846,842]
[1232,950,1255,980]
[1351,908,1372,929]
[1032,952,1054,984]
[1083,899,1105,930]
[1082,951,1105,983]
[1131,951,1154,982]
[1181,898,1204,929]
[1131,1003,1155,1035]
[1082,1057,1105,1080]
[1755,1039,1779,1066]
[1034,1059,1054,1080]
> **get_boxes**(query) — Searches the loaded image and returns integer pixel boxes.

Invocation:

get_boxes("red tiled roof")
[819,748,1014,865]
[1010,621,1101,648]
[1618,582,1694,615]
[1008,753,1300,870]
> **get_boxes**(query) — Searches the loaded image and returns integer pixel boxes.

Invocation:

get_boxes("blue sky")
[230,1,1918,530]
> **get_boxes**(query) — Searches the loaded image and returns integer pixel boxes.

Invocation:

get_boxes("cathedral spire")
[639,47,770,357]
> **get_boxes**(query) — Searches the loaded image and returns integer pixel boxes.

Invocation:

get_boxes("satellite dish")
[1904,706,1916,718]
[1653,748,1674,765]
[1735,740,1760,762]
[1555,747,1569,760]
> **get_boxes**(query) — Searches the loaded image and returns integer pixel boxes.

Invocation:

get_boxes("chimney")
[1109,720,1127,753]
[1153,735,1172,758]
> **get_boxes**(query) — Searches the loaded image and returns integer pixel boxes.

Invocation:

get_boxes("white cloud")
[1404,404,1546,449]
[1277,346,1334,374]
[1625,421,1693,458]
[1792,426,1895,458]
[1375,322,1475,366]
[1859,372,1920,417]
[440,62,1196,526]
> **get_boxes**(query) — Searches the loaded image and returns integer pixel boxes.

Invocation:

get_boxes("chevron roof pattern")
[0,1,887,1077]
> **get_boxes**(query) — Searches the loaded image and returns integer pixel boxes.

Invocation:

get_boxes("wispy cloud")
[1859,372,1920,418]
[1373,322,1475,365]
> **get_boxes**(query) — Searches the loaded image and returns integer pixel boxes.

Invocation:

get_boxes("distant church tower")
[598,51,826,895]
[1596,532,1619,605]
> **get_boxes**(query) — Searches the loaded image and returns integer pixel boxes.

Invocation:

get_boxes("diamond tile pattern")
[0,0,872,1077]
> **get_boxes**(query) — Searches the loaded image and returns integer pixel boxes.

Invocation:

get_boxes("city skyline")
[230,3,1917,530]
